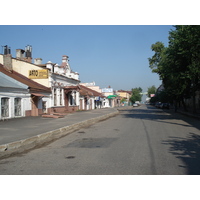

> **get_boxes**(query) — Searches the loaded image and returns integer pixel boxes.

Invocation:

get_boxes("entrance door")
[84,97,87,110]
[42,101,47,113]
[65,93,69,111]
[31,96,39,116]
[80,99,83,110]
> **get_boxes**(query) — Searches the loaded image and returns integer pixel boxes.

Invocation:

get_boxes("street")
[0,104,200,175]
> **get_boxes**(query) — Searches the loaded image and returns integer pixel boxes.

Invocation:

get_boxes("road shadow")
[120,105,200,174]
[162,133,200,175]
[120,105,200,131]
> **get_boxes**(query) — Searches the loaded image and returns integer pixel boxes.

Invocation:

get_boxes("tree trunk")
[174,100,177,112]
[181,99,188,112]
[192,89,196,114]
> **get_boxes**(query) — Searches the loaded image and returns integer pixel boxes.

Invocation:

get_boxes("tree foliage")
[148,25,200,113]
[150,90,171,104]
[130,87,142,103]
[147,85,157,97]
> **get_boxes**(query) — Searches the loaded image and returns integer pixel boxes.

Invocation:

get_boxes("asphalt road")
[1,104,200,175]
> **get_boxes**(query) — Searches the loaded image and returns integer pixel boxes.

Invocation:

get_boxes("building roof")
[117,90,132,94]
[79,85,104,97]
[0,64,51,93]
[0,72,28,89]
[64,85,80,94]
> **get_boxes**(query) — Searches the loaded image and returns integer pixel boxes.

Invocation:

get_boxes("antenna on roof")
[25,45,32,57]
[2,45,11,55]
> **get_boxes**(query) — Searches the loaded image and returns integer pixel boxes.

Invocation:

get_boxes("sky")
[0,25,174,93]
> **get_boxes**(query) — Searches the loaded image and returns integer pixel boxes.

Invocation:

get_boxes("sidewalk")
[0,108,119,159]
[171,106,200,120]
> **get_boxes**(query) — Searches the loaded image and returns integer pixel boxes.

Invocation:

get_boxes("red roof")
[64,85,81,94]
[0,64,51,93]
[79,85,104,97]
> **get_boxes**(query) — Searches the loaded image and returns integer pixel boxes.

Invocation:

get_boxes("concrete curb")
[0,110,119,159]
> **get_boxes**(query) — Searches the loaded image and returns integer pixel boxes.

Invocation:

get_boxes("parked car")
[155,102,162,108]
[160,103,170,109]
[135,101,141,105]
[133,103,138,107]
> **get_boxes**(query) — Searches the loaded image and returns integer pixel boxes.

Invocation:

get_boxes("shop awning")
[107,95,118,99]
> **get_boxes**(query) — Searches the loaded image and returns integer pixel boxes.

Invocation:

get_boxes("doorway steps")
[42,112,65,118]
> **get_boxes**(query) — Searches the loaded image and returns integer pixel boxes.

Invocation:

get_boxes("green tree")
[120,98,126,103]
[148,41,166,76]
[130,87,142,103]
[147,85,157,97]
[149,40,190,110]
[168,25,200,113]
[149,26,200,113]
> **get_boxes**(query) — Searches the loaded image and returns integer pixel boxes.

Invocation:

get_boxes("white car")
[133,103,138,107]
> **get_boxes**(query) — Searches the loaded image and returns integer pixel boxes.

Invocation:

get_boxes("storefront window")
[1,98,9,117]
[14,98,21,116]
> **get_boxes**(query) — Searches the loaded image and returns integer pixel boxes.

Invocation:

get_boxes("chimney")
[16,49,25,59]
[16,45,32,63]
[25,45,32,57]
[3,45,12,71]
[34,58,43,65]
[24,45,32,63]
[3,45,11,55]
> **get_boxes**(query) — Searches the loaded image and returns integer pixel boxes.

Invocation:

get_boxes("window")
[60,88,62,106]
[1,98,9,117]
[14,98,21,116]
[54,88,57,106]
[69,92,73,106]
[74,91,77,106]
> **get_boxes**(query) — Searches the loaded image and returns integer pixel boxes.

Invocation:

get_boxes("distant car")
[135,101,141,105]
[133,103,138,107]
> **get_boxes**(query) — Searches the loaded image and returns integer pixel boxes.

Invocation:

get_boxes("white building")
[79,84,104,110]
[102,86,114,107]
[41,55,80,113]
[0,72,30,120]
[0,46,80,116]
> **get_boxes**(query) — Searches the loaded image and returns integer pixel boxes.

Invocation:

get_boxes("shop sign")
[102,88,113,93]
[95,96,100,101]
[29,69,48,79]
